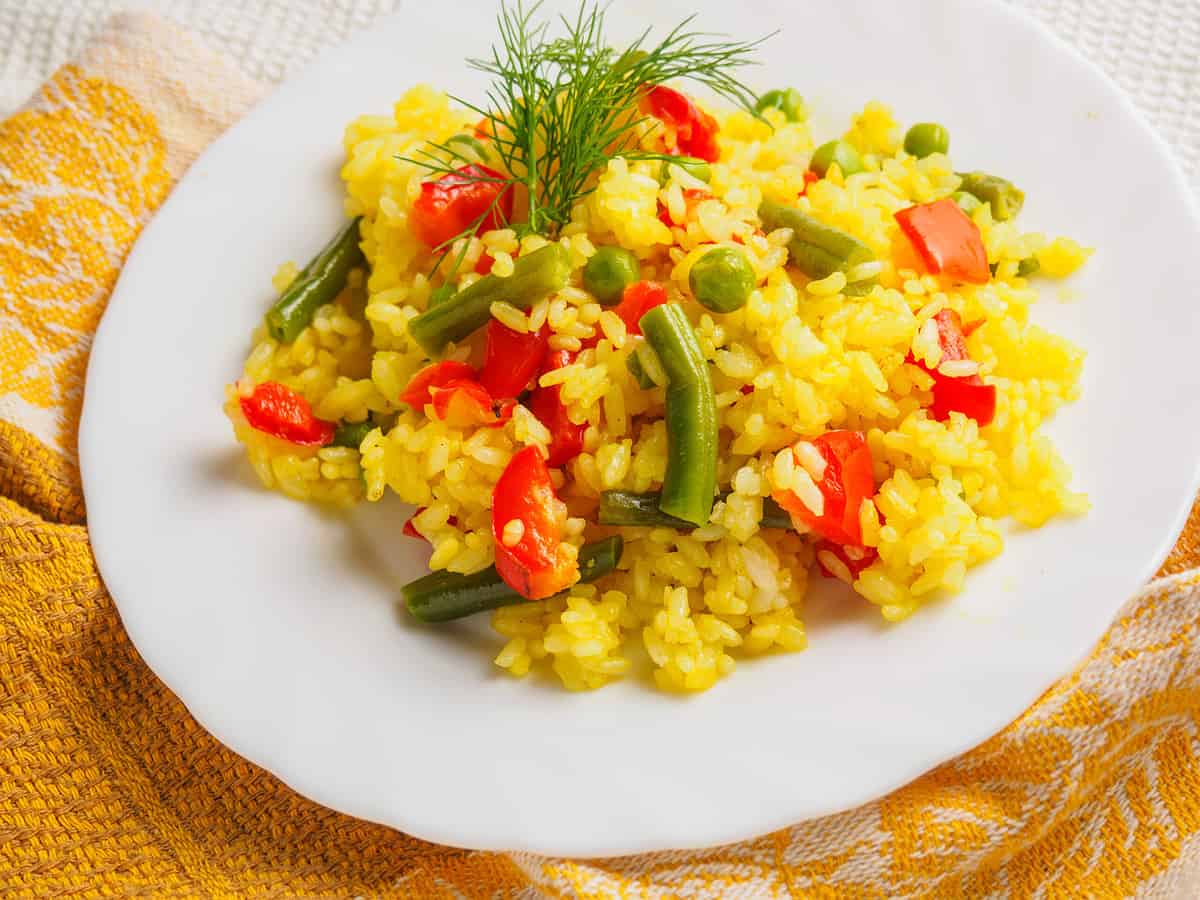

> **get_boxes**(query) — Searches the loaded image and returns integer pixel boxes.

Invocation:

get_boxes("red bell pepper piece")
[911,309,997,426]
[429,378,510,428]
[638,84,721,162]
[612,280,669,336]
[239,381,335,446]
[772,430,875,546]
[814,540,878,583]
[478,320,549,400]
[410,164,513,249]
[402,361,514,428]
[894,198,990,285]
[400,361,478,408]
[657,188,713,227]
[492,446,580,599]
[799,170,820,196]
[527,349,586,468]
[475,252,495,275]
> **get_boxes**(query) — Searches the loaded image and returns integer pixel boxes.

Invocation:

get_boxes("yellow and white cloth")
[2,14,1199,898]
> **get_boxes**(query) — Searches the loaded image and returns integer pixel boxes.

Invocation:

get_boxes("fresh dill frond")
[402,0,769,260]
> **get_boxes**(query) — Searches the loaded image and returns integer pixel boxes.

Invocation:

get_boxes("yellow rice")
[226,86,1090,692]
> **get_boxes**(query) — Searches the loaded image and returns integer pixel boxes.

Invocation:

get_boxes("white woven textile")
[1,0,1196,191]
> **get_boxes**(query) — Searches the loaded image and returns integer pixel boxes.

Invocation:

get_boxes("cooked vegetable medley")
[225,2,1091,692]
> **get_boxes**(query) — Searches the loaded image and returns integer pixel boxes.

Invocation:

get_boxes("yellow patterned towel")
[2,14,1198,898]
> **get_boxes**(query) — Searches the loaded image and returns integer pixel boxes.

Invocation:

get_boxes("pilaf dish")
[225,3,1091,692]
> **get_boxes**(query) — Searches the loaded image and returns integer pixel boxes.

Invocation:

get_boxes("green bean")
[904,122,950,159]
[402,536,624,623]
[625,348,656,389]
[638,304,717,526]
[428,284,457,308]
[599,490,793,530]
[689,246,755,313]
[956,171,1024,221]
[755,88,806,122]
[810,140,865,178]
[332,421,374,449]
[758,201,878,294]
[266,217,365,343]
[583,245,640,306]
[951,191,982,215]
[659,156,712,184]
[407,244,570,353]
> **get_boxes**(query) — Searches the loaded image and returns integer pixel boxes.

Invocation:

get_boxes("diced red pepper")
[428,379,504,428]
[403,512,426,541]
[527,349,586,468]
[402,361,514,428]
[239,381,335,446]
[772,430,875,546]
[478,320,549,400]
[657,188,713,227]
[911,309,996,426]
[410,164,513,249]
[612,280,669,336]
[492,446,579,599]
[814,540,879,582]
[475,252,495,275]
[894,198,990,285]
[638,84,721,162]
[400,361,478,409]
[799,170,820,196]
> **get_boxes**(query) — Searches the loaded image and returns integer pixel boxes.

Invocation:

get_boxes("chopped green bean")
[638,304,717,526]
[904,122,950,158]
[689,246,755,313]
[332,421,374,449]
[599,490,793,530]
[428,284,457,308]
[402,536,624,623]
[758,201,878,293]
[1017,257,1040,277]
[810,140,864,177]
[956,171,1024,221]
[755,88,806,122]
[266,217,365,343]
[951,191,982,215]
[625,348,657,389]
[407,244,570,353]
[659,156,712,184]
[583,245,640,305]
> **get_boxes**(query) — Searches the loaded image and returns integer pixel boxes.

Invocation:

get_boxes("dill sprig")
[403,0,769,265]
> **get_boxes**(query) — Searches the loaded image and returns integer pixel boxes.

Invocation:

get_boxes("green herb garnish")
[403,0,768,271]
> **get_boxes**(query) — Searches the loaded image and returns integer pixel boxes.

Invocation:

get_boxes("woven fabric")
[1,10,1199,900]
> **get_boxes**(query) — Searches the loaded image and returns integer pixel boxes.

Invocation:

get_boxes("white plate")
[81,0,1200,856]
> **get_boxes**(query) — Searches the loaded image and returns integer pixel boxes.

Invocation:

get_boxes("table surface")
[0,0,1197,194]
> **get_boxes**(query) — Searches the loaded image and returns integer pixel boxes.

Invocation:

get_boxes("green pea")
[583,246,640,306]
[903,122,950,159]
[810,140,865,178]
[755,88,806,123]
[688,247,756,313]
[951,191,982,215]
[659,156,712,184]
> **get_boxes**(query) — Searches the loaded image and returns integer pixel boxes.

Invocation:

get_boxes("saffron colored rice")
[226,86,1090,692]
